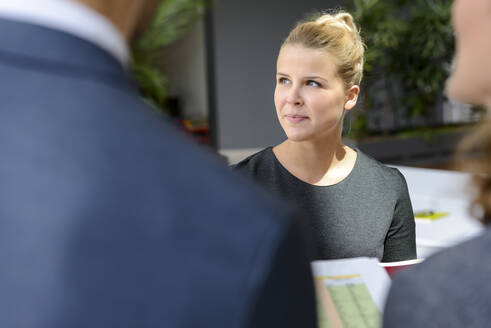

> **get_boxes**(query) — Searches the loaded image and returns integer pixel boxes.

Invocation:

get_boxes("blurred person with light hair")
[0,0,317,326]
[234,11,416,262]
[384,0,491,327]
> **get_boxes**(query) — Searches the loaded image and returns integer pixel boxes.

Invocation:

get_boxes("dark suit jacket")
[384,227,491,328]
[0,17,316,327]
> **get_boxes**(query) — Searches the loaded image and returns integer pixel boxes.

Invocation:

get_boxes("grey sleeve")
[382,169,417,262]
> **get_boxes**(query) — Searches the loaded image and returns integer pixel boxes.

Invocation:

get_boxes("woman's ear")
[344,85,360,111]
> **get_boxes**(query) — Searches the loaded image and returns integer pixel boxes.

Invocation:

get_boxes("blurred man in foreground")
[0,0,316,326]
[384,0,491,327]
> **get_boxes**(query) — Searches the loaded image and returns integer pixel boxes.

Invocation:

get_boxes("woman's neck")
[273,138,357,186]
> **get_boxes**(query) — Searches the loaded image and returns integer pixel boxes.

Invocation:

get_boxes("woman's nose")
[285,87,303,106]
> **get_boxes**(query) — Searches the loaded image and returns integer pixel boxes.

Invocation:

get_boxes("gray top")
[233,147,416,261]
[384,227,491,328]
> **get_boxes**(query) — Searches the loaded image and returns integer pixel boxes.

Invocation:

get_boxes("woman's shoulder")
[230,147,275,173]
[356,150,408,188]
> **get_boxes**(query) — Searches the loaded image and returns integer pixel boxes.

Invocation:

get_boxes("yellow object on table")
[414,210,449,221]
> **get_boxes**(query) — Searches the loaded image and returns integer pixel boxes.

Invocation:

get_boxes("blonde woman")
[384,0,491,326]
[234,11,416,261]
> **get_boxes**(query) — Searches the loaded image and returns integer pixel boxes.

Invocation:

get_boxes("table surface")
[394,165,484,258]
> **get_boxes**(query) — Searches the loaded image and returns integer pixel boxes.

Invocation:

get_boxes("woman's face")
[274,44,358,143]
[446,0,491,106]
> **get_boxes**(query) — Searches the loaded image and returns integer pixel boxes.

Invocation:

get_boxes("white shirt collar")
[0,0,130,67]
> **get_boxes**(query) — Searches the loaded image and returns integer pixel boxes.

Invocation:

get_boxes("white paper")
[311,257,391,312]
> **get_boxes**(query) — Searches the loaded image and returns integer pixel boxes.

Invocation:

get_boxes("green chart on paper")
[318,275,381,328]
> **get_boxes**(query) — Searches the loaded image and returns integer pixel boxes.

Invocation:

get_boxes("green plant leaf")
[130,0,213,115]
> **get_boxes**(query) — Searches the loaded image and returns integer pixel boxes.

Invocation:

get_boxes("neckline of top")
[266,146,360,189]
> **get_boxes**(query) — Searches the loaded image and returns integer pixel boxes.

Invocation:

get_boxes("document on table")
[312,257,391,328]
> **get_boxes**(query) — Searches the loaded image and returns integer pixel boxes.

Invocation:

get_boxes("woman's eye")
[307,80,321,87]
[278,77,290,85]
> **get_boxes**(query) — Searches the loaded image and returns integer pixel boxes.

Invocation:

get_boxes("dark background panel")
[210,0,345,149]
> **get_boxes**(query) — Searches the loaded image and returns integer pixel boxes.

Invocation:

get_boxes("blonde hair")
[456,115,491,224]
[282,11,365,90]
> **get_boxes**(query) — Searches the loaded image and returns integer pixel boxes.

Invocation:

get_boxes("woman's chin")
[285,132,312,142]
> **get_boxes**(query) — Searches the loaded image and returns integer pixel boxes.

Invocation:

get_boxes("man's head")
[446,0,491,107]
[78,0,161,42]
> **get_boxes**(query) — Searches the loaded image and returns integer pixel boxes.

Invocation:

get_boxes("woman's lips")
[285,114,309,123]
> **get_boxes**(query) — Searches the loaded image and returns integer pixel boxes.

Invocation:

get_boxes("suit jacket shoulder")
[0,19,316,327]
[384,227,491,328]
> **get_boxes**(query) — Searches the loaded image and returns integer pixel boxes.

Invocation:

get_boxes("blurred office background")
[134,0,485,258]
[138,0,481,169]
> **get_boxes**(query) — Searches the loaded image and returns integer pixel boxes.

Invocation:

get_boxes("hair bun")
[315,13,357,33]
[336,13,357,31]
[283,10,365,88]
